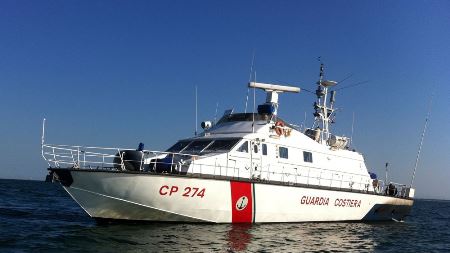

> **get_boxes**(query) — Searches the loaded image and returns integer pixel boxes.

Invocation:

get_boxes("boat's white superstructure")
[43,64,414,223]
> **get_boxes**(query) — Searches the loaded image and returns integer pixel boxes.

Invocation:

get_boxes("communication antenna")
[252,71,256,133]
[303,111,307,130]
[214,102,219,124]
[350,112,355,146]
[410,92,434,187]
[41,118,46,146]
[245,50,256,113]
[385,162,389,186]
[333,80,369,91]
[195,85,198,136]
[336,73,354,85]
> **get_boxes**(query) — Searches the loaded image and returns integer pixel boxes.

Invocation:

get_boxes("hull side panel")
[64,186,206,222]
[66,171,232,222]
[254,183,413,222]
[57,170,413,223]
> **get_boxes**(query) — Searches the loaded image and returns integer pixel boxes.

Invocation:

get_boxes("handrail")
[42,143,411,198]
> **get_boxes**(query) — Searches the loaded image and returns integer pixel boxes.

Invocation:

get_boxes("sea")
[0,179,449,253]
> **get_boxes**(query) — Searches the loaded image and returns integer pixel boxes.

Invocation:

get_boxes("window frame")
[279,146,289,159]
[236,141,249,153]
[253,144,258,154]
[303,151,313,163]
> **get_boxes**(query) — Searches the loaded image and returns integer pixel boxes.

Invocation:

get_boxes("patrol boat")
[43,64,414,223]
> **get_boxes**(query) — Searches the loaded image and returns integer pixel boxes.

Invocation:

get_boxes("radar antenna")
[248,82,300,118]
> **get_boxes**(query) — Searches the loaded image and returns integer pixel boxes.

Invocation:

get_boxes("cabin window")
[253,144,258,153]
[204,139,240,152]
[279,147,289,159]
[166,140,191,152]
[236,141,249,153]
[183,140,211,153]
[303,151,313,163]
[262,144,267,155]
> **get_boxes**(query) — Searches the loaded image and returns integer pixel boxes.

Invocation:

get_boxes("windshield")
[166,138,241,154]
[166,140,191,153]
[203,139,240,152]
[183,140,212,153]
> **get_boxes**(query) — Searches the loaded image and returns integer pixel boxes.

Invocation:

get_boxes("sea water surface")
[0,179,449,252]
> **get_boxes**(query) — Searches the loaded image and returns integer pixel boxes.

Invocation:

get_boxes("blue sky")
[0,0,449,199]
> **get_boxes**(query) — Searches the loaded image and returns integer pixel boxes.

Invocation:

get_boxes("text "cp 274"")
[159,185,206,198]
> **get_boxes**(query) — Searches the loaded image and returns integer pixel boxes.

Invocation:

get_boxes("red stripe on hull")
[230,181,253,223]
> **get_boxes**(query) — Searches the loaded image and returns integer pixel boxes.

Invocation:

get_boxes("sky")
[0,0,449,199]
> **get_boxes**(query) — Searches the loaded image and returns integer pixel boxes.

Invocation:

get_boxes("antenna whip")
[245,50,255,113]
[350,112,355,147]
[252,71,256,133]
[410,92,434,187]
[195,86,198,136]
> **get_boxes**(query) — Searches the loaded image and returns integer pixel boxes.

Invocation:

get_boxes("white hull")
[53,169,413,223]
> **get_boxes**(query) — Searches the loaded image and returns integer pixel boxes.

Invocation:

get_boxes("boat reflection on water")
[225,222,380,252]
[226,224,253,252]
[53,221,408,252]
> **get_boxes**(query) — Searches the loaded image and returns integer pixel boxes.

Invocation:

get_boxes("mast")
[312,63,337,144]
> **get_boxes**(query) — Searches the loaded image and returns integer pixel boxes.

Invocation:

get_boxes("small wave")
[0,207,32,217]
[109,237,147,246]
